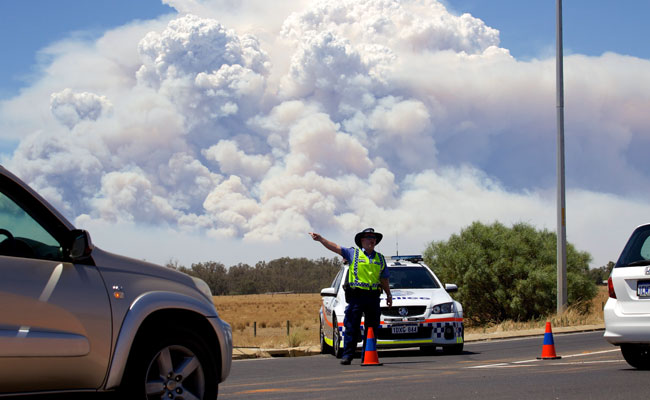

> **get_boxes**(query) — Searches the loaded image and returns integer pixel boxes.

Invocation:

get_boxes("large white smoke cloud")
[50,88,113,129]
[2,0,650,267]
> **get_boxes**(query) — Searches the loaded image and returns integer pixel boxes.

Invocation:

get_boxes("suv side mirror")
[320,287,337,297]
[445,283,458,293]
[69,229,94,261]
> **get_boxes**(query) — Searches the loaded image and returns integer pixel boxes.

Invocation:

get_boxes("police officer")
[310,228,392,365]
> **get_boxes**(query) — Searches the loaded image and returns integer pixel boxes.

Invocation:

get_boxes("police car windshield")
[388,266,439,289]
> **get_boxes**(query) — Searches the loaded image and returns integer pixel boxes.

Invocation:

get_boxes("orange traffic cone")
[537,321,561,360]
[361,327,383,366]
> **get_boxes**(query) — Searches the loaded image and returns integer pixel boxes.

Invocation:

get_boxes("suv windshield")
[388,266,439,289]
[617,225,650,267]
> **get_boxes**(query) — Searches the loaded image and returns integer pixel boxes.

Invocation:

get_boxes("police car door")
[322,267,344,342]
[0,182,112,393]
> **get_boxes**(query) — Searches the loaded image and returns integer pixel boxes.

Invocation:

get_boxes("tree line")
[167,257,343,295]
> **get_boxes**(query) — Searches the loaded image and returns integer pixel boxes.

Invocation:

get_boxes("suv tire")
[122,326,218,399]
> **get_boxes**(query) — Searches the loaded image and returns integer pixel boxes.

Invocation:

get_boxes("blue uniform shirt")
[341,247,390,279]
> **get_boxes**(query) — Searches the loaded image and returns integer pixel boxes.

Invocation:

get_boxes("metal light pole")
[556,0,568,313]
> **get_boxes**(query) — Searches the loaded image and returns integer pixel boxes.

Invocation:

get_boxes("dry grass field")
[213,293,322,349]
[213,286,609,349]
[468,285,609,335]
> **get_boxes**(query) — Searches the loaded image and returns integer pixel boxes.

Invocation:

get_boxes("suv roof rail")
[390,255,423,262]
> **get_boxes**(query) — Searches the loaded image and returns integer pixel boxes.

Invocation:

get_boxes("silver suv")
[0,165,232,398]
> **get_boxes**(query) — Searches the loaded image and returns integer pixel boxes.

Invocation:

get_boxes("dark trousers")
[342,291,380,360]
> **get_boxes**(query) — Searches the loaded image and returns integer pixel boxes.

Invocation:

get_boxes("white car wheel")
[320,321,332,354]
[333,318,343,359]
[621,344,650,370]
[442,343,464,355]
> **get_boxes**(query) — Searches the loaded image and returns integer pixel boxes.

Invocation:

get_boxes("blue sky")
[1,0,646,153]
[445,1,649,60]
[0,0,174,99]
[1,1,647,101]
[1,0,649,269]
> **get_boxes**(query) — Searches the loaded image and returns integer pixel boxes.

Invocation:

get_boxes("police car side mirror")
[445,283,458,293]
[320,287,337,297]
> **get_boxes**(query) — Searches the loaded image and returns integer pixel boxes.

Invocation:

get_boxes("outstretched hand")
[309,232,342,256]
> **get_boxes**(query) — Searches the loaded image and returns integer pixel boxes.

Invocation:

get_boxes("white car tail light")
[608,276,616,299]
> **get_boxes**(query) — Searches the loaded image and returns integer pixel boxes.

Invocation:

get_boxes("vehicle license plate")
[638,282,650,297]
[391,325,418,334]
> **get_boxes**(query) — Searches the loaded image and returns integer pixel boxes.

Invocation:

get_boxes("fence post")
[254,321,257,337]
[287,320,290,336]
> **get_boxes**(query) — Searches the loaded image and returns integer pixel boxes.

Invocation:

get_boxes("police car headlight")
[432,302,453,314]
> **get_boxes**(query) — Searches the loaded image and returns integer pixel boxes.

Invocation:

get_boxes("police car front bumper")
[373,317,464,348]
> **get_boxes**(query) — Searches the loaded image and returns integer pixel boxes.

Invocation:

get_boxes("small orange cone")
[537,321,561,360]
[361,327,383,366]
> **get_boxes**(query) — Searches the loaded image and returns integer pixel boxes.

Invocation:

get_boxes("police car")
[319,255,464,356]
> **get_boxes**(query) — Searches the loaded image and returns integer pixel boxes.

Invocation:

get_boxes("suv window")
[0,192,64,261]
[388,266,439,289]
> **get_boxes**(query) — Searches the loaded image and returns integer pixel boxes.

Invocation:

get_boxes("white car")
[319,255,464,357]
[604,223,650,369]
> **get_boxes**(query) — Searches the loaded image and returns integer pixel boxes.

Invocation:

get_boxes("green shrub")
[423,221,597,325]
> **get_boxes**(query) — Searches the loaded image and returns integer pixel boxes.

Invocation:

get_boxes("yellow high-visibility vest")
[348,248,386,290]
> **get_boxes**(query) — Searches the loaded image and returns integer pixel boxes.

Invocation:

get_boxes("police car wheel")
[333,318,343,359]
[442,343,464,355]
[320,323,332,354]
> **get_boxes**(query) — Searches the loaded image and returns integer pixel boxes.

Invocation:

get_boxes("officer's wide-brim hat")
[354,228,383,248]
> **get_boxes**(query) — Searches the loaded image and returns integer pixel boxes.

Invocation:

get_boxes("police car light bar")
[390,255,423,262]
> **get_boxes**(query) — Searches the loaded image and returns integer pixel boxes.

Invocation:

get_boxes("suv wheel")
[123,327,218,399]
[621,344,650,370]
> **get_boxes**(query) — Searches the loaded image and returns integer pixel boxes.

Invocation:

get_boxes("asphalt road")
[220,331,647,400]
[5,330,645,399]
